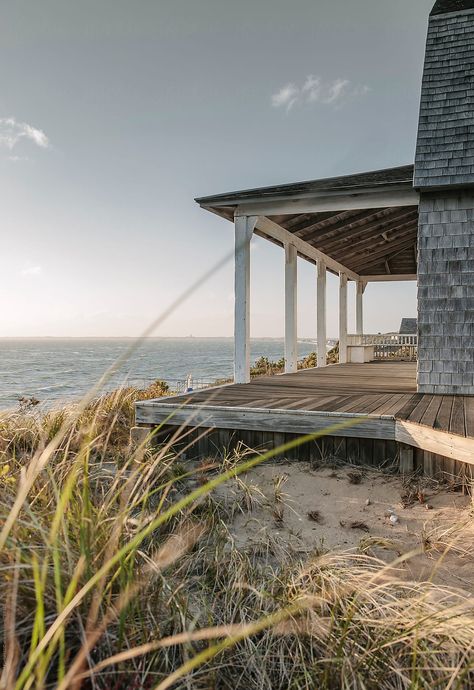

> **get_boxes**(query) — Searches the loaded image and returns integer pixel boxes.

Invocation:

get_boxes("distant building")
[399,319,417,335]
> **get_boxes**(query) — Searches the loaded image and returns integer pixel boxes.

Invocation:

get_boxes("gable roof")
[400,318,417,335]
[195,165,414,207]
[415,3,474,188]
[431,0,474,15]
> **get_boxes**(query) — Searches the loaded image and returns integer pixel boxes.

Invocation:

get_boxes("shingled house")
[415,0,474,395]
[399,319,417,335]
[136,0,474,475]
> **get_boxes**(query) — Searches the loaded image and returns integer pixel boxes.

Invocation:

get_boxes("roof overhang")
[196,165,420,281]
[431,0,474,16]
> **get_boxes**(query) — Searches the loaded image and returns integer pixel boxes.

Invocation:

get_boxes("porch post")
[356,280,365,336]
[317,259,327,367]
[234,215,258,384]
[284,243,298,373]
[339,273,348,364]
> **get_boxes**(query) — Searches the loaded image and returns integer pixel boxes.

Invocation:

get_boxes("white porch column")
[284,243,298,373]
[317,259,327,367]
[339,273,348,364]
[356,280,366,336]
[234,215,258,384]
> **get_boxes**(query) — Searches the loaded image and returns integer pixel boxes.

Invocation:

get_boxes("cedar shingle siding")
[415,4,474,394]
[417,192,474,394]
[414,9,474,189]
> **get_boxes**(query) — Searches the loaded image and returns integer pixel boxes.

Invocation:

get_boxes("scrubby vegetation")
[250,343,339,377]
[0,384,474,689]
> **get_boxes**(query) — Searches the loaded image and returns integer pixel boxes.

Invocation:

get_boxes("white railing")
[128,376,217,394]
[347,334,417,361]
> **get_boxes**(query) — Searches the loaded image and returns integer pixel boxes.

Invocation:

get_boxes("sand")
[214,462,474,591]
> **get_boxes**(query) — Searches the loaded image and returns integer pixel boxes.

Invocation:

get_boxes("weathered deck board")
[136,362,474,465]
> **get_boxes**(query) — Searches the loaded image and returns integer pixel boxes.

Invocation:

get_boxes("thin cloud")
[8,155,29,163]
[271,83,299,111]
[302,75,322,103]
[323,78,350,104]
[20,264,43,277]
[353,84,371,97]
[0,117,49,151]
[272,75,370,111]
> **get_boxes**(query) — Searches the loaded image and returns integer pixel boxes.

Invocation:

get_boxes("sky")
[0,0,434,338]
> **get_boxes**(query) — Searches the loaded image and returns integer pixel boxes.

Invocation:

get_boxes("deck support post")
[284,243,298,373]
[317,259,327,367]
[234,215,258,384]
[356,280,366,336]
[339,273,348,364]
[399,443,414,475]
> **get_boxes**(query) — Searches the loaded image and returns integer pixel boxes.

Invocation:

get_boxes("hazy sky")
[0,0,434,338]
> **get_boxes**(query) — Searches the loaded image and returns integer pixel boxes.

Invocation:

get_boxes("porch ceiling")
[268,206,418,277]
[196,164,419,279]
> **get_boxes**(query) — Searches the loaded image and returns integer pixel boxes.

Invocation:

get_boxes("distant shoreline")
[0,336,332,342]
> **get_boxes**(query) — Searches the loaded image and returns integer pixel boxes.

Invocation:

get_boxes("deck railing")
[347,333,418,361]
[128,376,216,394]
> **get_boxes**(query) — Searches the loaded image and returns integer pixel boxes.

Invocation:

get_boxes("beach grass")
[0,383,474,689]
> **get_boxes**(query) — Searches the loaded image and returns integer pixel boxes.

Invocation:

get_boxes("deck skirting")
[136,402,397,440]
[135,363,474,476]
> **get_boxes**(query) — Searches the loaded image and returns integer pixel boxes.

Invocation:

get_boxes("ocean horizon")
[0,337,326,409]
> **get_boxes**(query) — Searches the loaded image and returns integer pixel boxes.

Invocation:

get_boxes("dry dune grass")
[0,386,474,689]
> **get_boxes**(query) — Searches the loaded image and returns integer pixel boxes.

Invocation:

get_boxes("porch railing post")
[356,280,366,336]
[234,215,258,384]
[284,243,298,373]
[339,273,348,364]
[317,259,327,367]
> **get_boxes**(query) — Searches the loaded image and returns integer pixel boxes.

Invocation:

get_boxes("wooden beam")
[292,209,384,239]
[339,273,348,364]
[396,420,474,467]
[361,274,417,282]
[237,189,419,217]
[336,220,418,259]
[135,402,397,441]
[288,211,345,235]
[344,230,413,274]
[317,259,327,368]
[300,208,407,246]
[234,215,258,384]
[352,239,417,274]
[255,216,360,282]
[284,243,298,373]
[319,212,417,255]
[281,213,316,230]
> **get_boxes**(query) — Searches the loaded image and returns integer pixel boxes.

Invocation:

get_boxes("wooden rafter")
[295,208,390,244]
[339,225,417,265]
[353,240,418,274]
[316,212,417,255]
[290,209,367,237]
[278,211,341,233]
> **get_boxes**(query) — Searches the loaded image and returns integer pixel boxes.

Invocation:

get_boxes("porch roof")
[196,164,415,207]
[196,164,420,280]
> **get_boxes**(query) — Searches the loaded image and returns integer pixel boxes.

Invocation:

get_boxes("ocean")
[0,338,320,409]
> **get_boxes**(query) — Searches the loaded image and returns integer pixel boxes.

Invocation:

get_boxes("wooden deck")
[136,362,474,467]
